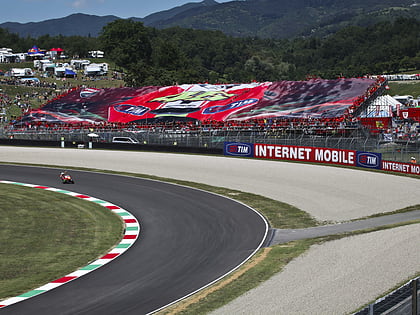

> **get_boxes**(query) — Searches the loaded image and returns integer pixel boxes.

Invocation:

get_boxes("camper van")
[70,59,90,70]
[84,63,108,76]
[10,68,34,77]
[88,50,104,58]
[112,137,139,144]
[34,60,54,71]
[54,66,77,78]
[393,95,414,107]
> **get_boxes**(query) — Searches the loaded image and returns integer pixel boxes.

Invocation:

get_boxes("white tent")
[361,95,403,118]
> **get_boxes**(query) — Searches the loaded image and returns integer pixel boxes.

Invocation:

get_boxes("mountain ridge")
[0,0,419,39]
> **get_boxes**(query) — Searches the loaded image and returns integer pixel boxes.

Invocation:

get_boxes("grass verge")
[0,183,124,300]
[388,81,420,98]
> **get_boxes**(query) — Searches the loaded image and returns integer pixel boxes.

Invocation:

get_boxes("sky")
[0,0,232,24]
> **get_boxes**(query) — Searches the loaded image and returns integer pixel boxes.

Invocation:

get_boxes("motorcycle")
[60,173,74,184]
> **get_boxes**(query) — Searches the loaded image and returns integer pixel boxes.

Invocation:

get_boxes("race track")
[1,146,419,314]
[0,164,267,314]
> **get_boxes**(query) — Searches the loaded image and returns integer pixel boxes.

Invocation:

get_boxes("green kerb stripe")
[116,212,130,216]
[126,226,139,231]
[80,264,102,270]
[93,200,107,204]
[18,290,45,297]
[116,243,131,248]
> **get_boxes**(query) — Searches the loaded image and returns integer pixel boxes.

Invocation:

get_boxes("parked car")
[112,137,139,144]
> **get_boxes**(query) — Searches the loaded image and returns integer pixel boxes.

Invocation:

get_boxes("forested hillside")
[1,0,418,39]
[0,18,419,86]
[149,0,420,38]
[99,17,420,85]
[0,14,120,38]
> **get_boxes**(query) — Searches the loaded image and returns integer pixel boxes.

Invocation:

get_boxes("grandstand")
[7,77,390,130]
[2,76,419,153]
[1,76,419,165]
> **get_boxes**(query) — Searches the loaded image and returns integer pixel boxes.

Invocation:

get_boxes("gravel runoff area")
[212,225,420,315]
[1,146,420,313]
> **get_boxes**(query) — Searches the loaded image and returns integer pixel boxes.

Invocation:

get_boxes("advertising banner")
[223,142,418,176]
[356,151,382,169]
[382,160,420,176]
[224,142,254,157]
[254,143,356,166]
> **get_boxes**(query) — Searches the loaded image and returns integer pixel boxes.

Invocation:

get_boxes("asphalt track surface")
[271,209,420,245]
[0,164,268,315]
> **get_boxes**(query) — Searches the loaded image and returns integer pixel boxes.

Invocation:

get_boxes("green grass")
[0,183,124,299]
[388,81,420,99]
[0,62,34,72]
[0,77,124,122]
[0,84,53,115]
[39,76,125,89]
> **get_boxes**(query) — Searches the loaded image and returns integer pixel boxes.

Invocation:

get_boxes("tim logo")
[203,99,258,114]
[80,88,100,98]
[114,104,149,116]
[224,142,253,157]
[356,152,382,169]
[263,90,278,100]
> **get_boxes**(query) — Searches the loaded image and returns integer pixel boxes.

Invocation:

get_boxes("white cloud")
[71,0,87,8]
[70,0,107,8]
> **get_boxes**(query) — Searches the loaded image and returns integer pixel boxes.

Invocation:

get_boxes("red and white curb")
[0,180,140,309]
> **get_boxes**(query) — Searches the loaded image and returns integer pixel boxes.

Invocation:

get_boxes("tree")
[99,19,152,85]
[152,39,187,71]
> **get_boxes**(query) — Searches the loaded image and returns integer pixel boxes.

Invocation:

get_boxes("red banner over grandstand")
[229,78,376,120]
[108,82,270,123]
[16,78,378,126]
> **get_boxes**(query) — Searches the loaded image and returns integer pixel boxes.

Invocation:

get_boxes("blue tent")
[65,69,77,77]
[27,45,45,55]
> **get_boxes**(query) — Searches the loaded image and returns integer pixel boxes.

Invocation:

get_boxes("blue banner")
[224,142,254,157]
[356,151,382,169]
